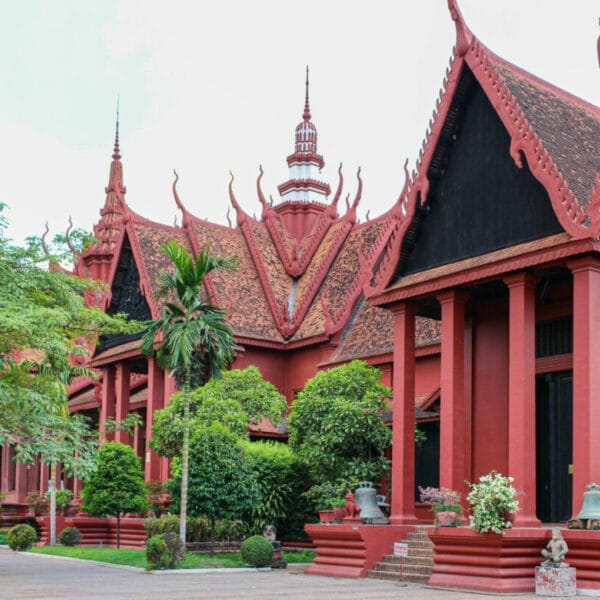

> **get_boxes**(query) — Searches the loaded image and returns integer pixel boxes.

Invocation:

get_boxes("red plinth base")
[429,528,600,594]
[304,523,417,578]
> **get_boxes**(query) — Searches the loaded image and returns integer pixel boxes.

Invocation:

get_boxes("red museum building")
[2,1,599,593]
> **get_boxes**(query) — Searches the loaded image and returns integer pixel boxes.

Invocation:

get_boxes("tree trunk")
[179,371,191,546]
[49,463,57,546]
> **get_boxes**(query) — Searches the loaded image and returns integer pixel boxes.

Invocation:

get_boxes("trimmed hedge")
[146,532,185,570]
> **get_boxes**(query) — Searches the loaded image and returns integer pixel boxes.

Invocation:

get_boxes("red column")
[504,272,540,527]
[114,363,131,445]
[145,358,165,482]
[389,302,418,524]
[569,257,600,512]
[99,366,116,442]
[437,290,470,500]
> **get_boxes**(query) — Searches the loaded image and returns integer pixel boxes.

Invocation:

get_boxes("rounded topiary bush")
[59,526,82,546]
[7,524,38,551]
[240,535,274,567]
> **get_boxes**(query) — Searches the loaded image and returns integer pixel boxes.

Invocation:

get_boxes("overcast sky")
[1,1,598,245]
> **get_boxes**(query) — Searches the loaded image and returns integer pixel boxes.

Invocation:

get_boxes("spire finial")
[112,96,121,161]
[303,65,311,121]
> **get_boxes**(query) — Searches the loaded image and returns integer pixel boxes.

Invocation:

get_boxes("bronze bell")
[575,483,600,521]
[354,481,389,525]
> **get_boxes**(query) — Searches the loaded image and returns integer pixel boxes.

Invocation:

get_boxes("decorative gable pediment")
[398,68,564,279]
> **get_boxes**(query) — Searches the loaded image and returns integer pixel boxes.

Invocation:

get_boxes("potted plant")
[305,483,346,524]
[466,470,519,534]
[25,490,47,516]
[419,486,462,526]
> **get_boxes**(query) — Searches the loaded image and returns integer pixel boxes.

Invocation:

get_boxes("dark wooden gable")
[96,235,151,353]
[398,66,564,278]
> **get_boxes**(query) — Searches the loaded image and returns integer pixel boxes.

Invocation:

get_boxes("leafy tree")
[244,440,312,540]
[0,205,138,545]
[288,360,392,487]
[150,366,287,458]
[141,241,237,544]
[167,423,261,546]
[81,442,148,548]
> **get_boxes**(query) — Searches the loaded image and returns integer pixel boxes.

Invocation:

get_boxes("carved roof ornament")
[448,0,473,57]
[228,171,247,227]
[172,169,191,228]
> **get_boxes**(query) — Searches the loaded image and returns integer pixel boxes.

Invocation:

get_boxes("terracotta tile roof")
[289,220,390,342]
[193,220,281,341]
[293,220,346,316]
[246,219,293,315]
[330,299,440,363]
[133,222,190,300]
[492,61,600,209]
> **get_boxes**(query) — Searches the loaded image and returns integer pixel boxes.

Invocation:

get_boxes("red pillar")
[569,257,600,513]
[114,363,131,445]
[504,272,540,527]
[99,366,116,442]
[145,358,165,483]
[389,302,418,524]
[437,290,470,500]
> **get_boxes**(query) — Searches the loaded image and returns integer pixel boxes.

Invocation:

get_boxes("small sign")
[393,542,408,557]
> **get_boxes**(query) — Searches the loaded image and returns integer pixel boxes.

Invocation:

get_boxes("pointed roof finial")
[448,0,472,57]
[303,65,311,122]
[113,96,121,161]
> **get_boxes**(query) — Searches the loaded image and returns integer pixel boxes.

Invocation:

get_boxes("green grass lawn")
[28,545,315,570]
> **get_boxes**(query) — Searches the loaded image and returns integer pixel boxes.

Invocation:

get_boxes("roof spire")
[113,96,121,161]
[303,65,311,121]
[106,97,125,193]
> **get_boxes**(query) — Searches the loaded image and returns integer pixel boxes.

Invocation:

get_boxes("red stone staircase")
[367,526,434,584]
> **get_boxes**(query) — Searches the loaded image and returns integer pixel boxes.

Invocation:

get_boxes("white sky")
[1,1,598,245]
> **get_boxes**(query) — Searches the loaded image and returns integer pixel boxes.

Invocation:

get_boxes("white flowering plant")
[466,470,519,534]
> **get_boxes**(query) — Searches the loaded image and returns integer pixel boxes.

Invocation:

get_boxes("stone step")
[367,527,434,585]
[367,570,430,584]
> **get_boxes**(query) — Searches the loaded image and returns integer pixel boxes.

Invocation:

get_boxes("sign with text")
[393,542,409,557]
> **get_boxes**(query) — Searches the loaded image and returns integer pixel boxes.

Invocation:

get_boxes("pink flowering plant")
[418,486,462,515]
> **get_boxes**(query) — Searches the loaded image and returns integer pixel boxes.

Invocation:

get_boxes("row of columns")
[98,358,172,483]
[389,259,600,525]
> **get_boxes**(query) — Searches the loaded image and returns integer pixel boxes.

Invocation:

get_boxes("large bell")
[354,481,389,525]
[575,483,600,521]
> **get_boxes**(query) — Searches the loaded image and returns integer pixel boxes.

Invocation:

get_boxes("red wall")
[471,298,509,479]
[415,355,440,397]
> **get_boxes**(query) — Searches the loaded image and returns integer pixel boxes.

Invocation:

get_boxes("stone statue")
[541,528,569,567]
[345,492,361,519]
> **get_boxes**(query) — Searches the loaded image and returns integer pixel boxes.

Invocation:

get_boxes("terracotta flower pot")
[436,511,459,527]
[318,510,335,524]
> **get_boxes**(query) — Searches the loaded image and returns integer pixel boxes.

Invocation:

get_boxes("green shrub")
[144,514,180,539]
[59,527,82,546]
[146,533,185,570]
[244,440,312,540]
[7,524,38,551]
[240,535,274,567]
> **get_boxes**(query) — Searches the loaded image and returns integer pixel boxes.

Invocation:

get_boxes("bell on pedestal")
[354,481,389,525]
[575,483,600,529]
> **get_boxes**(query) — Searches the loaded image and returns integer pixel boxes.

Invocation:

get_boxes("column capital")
[389,300,418,317]
[503,271,540,289]
[567,255,600,274]
[436,289,470,305]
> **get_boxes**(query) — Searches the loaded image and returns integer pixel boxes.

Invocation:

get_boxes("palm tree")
[142,241,236,544]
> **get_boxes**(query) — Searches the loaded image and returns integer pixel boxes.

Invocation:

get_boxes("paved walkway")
[0,547,541,600]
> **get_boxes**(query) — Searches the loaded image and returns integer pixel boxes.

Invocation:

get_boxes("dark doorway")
[415,421,440,499]
[536,372,572,522]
